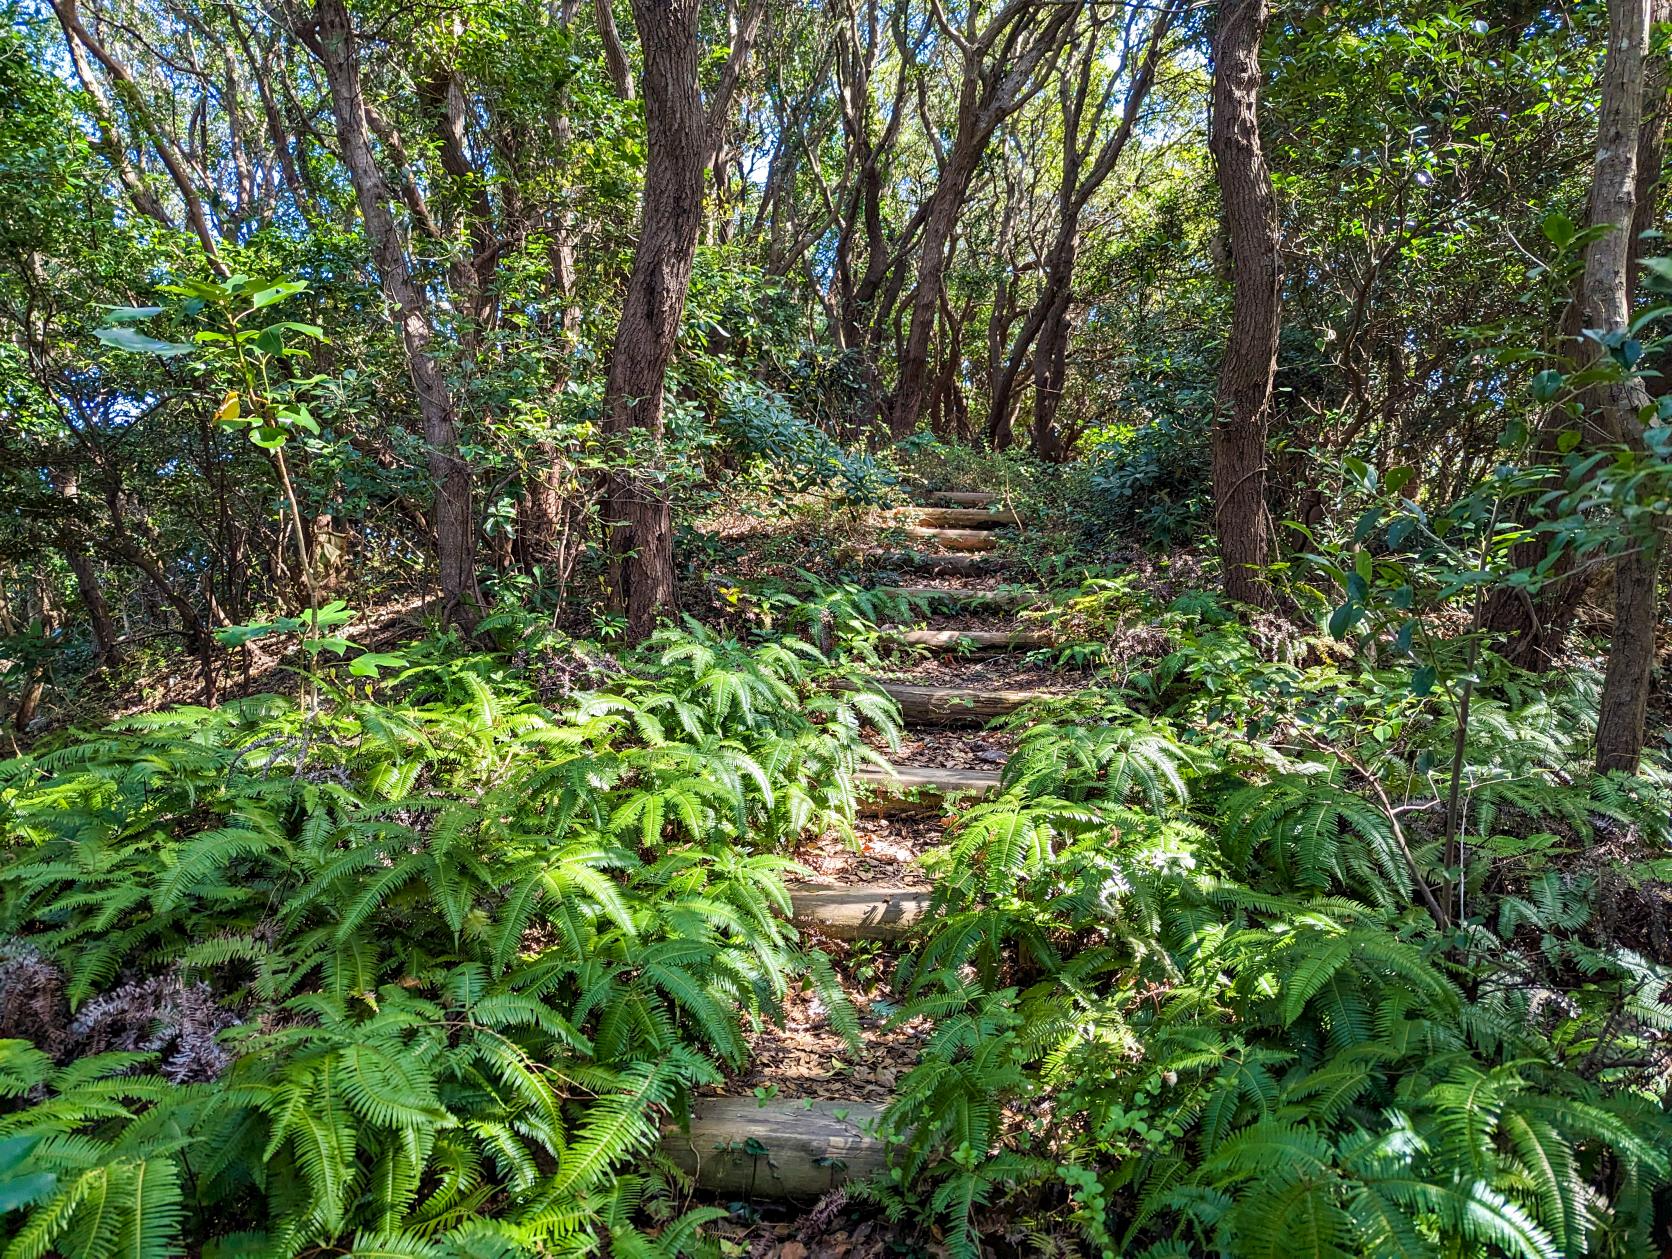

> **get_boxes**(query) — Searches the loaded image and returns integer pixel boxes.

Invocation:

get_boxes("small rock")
[976,750,1007,764]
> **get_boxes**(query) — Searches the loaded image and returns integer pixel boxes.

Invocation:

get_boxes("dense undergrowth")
[873,574,1672,1258]
[0,622,898,1256]
[2,449,1670,1259]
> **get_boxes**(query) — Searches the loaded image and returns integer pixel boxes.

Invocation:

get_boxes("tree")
[889,0,1082,438]
[1208,0,1281,608]
[1585,0,1661,774]
[311,0,483,629]
[986,0,1180,457]
[601,0,707,640]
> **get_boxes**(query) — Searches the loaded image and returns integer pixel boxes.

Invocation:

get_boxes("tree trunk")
[1587,0,1660,774]
[893,145,978,437]
[595,0,637,100]
[601,0,706,640]
[1208,0,1281,609]
[888,0,1079,439]
[63,547,121,667]
[314,0,481,629]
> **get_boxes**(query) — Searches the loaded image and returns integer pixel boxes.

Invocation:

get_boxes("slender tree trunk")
[888,0,1078,439]
[892,149,978,437]
[63,548,121,666]
[1208,0,1281,609]
[49,0,228,274]
[314,0,481,628]
[989,2,1176,453]
[602,0,706,640]
[1030,253,1076,460]
[595,0,637,100]
[1587,0,1660,774]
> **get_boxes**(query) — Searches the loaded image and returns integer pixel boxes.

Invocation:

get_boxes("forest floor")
[673,488,1064,1256]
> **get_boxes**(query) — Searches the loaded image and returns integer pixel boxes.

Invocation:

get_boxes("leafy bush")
[0,627,897,1256]
[875,681,1672,1259]
[715,380,893,504]
[1067,414,1210,547]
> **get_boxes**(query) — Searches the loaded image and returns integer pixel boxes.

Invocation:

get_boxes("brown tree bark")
[595,0,637,100]
[54,475,121,667]
[1208,0,1281,609]
[1586,0,1660,774]
[601,0,707,640]
[313,0,482,628]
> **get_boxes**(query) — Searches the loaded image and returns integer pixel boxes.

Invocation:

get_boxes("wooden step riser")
[858,769,1002,815]
[868,550,1002,575]
[894,629,1048,657]
[788,883,932,940]
[892,507,1022,529]
[880,681,1045,726]
[900,526,1001,552]
[662,1098,888,1198]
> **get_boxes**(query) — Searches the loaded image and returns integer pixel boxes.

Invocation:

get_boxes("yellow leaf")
[214,391,241,422]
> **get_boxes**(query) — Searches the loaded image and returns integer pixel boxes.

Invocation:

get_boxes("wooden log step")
[900,526,999,552]
[662,1098,887,1198]
[876,586,1044,609]
[921,490,999,507]
[895,628,1048,656]
[868,550,1001,575]
[893,506,1022,529]
[788,882,933,940]
[880,681,1051,725]
[857,764,1002,813]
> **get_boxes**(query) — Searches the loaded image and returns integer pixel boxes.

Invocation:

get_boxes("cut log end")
[662,1098,888,1198]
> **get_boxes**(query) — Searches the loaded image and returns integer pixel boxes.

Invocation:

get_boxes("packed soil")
[792,814,940,888]
[879,653,1091,692]
[706,1193,921,1259]
[707,945,929,1105]
[867,727,1015,771]
[877,608,1028,635]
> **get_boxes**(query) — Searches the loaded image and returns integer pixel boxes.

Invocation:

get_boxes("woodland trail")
[661,490,1057,1199]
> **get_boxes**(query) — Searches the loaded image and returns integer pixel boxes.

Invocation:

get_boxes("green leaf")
[1530,370,1564,403]
[349,653,408,678]
[247,280,309,309]
[94,326,195,357]
[1328,601,1358,640]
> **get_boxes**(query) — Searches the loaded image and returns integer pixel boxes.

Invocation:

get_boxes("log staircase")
[661,488,1054,1199]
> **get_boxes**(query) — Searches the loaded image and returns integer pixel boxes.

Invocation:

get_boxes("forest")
[1,0,1671,1253]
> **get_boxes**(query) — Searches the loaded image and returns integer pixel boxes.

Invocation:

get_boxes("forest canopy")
[1,0,1670,1254]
